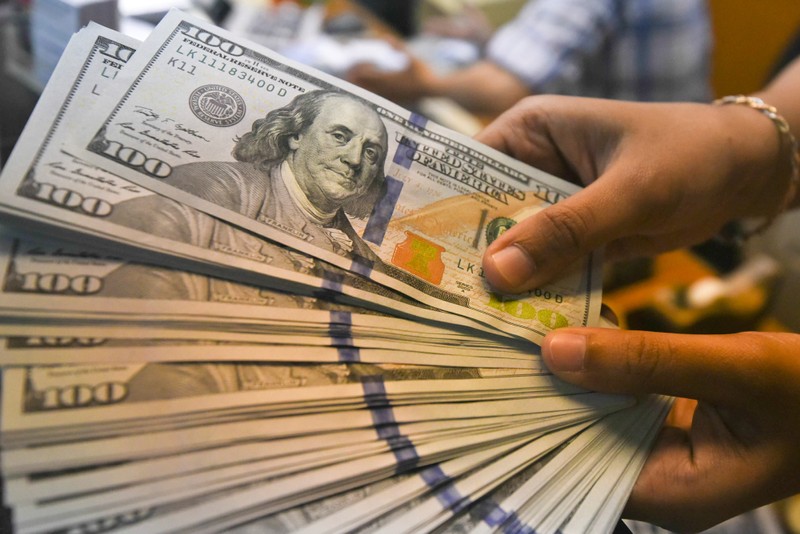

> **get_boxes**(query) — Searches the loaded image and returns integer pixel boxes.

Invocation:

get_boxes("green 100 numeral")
[488,293,569,329]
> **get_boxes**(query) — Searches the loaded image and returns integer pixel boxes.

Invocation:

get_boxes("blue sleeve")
[485,0,619,93]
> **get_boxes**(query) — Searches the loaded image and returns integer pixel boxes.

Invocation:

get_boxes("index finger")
[541,328,794,407]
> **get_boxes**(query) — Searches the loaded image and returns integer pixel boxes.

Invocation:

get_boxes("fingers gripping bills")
[74,13,600,342]
[0,11,664,534]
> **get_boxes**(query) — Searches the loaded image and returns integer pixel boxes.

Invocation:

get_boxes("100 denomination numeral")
[17,272,103,295]
[34,182,113,217]
[36,382,127,409]
[97,140,172,178]
[488,293,569,330]
[21,337,107,348]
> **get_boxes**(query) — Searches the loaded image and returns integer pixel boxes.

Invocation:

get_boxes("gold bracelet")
[713,95,800,240]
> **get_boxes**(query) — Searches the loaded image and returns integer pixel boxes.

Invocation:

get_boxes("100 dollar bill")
[0,24,502,338]
[72,10,601,342]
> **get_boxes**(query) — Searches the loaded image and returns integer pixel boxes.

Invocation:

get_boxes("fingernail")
[543,333,586,372]
[489,245,536,289]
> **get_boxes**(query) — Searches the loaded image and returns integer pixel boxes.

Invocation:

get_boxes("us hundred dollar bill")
[0,229,535,368]
[0,24,501,338]
[0,362,606,454]
[71,10,602,343]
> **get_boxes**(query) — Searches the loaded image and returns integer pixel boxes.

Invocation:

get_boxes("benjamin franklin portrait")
[105,89,391,301]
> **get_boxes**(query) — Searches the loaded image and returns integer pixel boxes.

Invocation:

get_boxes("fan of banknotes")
[0,10,670,534]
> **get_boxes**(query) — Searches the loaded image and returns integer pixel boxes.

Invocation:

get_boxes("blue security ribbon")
[409,112,429,129]
[363,175,403,247]
[391,113,428,170]
[361,377,474,516]
[337,347,360,362]
[350,254,375,278]
[361,376,420,472]
[330,311,359,362]
[420,464,471,514]
[483,504,536,534]
[321,270,344,293]
[329,311,353,342]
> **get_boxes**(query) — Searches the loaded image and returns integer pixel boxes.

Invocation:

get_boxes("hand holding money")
[0,12,667,534]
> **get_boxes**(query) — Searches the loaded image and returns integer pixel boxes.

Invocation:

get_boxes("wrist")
[712,96,799,231]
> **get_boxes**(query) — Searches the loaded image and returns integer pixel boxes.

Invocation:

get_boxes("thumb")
[482,183,634,293]
[540,328,775,406]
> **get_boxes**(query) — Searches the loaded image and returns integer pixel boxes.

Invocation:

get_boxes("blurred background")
[1,0,799,532]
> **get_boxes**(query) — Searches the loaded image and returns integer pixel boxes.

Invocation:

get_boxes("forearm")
[428,61,531,116]
[756,57,800,139]
[754,56,800,209]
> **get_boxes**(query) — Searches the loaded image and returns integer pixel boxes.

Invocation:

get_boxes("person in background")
[353,0,419,37]
[478,51,800,532]
[348,0,712,115]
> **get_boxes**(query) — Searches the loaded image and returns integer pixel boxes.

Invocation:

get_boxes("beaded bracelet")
[713,95,800,241]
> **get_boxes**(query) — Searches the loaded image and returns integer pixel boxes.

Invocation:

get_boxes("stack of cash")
[0,10,669,533]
